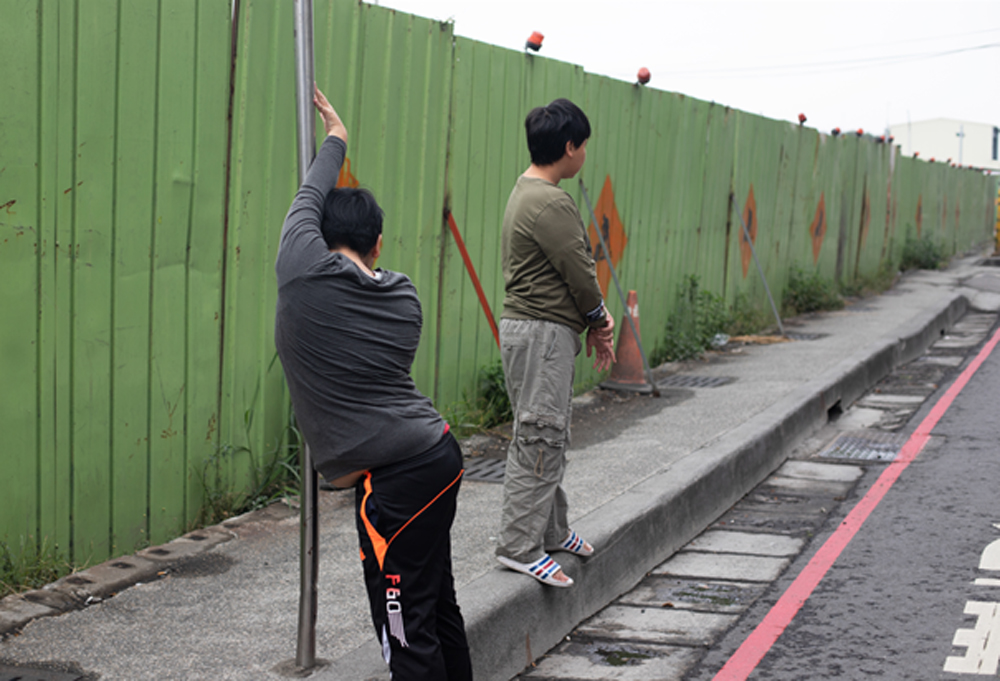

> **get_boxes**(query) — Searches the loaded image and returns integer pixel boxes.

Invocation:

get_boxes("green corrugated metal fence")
[2,0,995,564]
[2,0,231,562]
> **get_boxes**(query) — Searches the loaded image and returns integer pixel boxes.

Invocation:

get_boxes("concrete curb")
[0,526,234,638]
[324,292,969,681]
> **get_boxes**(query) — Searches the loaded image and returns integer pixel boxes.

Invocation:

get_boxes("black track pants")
[355,432,473,680]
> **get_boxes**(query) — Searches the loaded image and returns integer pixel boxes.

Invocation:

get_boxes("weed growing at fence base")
[0,536,77,598]
[782,266,844,317]
[443,359,512,437]
[196,411,301,528]
[839,261,899,298]
[728,292,776,337]
[651,276,732,364]
[900,233,946,270]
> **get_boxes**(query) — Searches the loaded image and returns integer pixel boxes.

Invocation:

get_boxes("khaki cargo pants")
[496,318,581,563]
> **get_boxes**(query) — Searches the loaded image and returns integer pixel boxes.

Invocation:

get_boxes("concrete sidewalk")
[3,256,1000,681]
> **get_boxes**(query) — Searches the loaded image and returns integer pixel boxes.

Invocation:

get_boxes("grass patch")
[0,536,79,598]
[782,266,844,316]
[900,233,946,270]
[442,359,513,437]
[727,292,776,337]
[651,275,732,364]
[839,261,898,298]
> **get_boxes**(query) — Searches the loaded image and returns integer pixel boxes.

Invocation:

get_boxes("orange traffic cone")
[600,290,654,394]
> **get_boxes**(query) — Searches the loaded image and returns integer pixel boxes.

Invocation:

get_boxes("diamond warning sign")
[586,175,628,299]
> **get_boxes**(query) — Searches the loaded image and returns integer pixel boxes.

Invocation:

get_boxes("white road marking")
[979,539,1000,571]
[943,601,1000,675]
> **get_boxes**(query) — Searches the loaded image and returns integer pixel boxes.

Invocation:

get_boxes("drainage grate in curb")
[0,664,91,681]
[657,375,736,389]
[462,457,506,483]
[818,431,908,461]
[785,332,827,341]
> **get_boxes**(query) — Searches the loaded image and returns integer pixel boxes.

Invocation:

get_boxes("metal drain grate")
[656,375,735,388]
[462,457,506,483]
[785,332,827,341]
[818,431,907,461]
[0,664,89,681]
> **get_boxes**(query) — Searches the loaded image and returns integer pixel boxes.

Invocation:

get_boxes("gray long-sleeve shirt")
[274,136,445,481]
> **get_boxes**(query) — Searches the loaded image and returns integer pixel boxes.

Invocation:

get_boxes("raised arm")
[275,86,348,286]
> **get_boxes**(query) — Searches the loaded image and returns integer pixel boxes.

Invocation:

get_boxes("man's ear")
[372,233,383,262]
[565,140,576,158]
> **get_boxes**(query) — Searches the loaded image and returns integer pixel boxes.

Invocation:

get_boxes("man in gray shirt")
[275,86,471,680]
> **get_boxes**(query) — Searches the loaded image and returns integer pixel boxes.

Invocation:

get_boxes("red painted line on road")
[713,325,1000,681]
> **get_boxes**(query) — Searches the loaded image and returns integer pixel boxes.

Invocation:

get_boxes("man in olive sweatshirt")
[495,99,616,588]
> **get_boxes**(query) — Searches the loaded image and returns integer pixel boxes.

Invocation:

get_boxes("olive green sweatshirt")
[500,176,607,334]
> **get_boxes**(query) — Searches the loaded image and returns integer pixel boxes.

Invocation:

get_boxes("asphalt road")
[692,323,1000,680]
[518,311,1000,681]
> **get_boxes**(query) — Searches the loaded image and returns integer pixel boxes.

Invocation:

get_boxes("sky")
[371,0,1000,137]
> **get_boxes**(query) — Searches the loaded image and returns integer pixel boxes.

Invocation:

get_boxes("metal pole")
[579,179,660,397]
[293,0,318,670]
[731,193,786,337]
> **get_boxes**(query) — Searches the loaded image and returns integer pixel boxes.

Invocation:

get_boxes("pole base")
[273,658,330,678]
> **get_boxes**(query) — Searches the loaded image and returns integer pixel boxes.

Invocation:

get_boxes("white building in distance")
[888,118,999,173]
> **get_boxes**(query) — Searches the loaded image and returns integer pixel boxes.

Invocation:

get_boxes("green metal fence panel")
[866,144,896,273]
[71,0,117,562]
[222,0,301,504]
[142,0,230,548]
[785,130,825,279]
[0,0,230,563]
[781,127,818,278]
[184,0,232,538]
[37,0,74,558]
[698,105,738,300]
[728,112,786,304]
[811,134,847,280]
[110,0,159,554]
[437,37,521,409]
[832,134,862,284]
[611,87,672,338]
[1,0,43,552]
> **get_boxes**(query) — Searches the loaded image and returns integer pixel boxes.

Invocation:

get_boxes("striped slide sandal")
[553,530,594,557]
[496,554,573,587]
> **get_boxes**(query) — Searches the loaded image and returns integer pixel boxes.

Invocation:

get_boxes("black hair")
[320,187,384,255]
[524,98,591,166]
